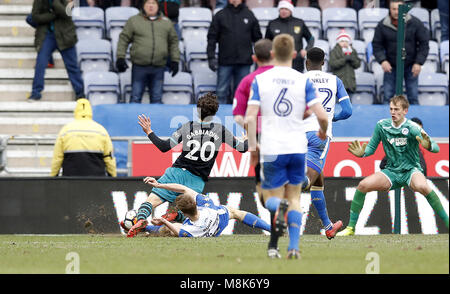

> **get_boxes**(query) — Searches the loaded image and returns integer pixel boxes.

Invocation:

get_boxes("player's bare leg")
[410,172,449,228]
[128,193,164,238]
[338,172,391,236]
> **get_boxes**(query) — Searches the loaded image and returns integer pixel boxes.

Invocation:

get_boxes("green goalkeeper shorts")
[381,167,423,190]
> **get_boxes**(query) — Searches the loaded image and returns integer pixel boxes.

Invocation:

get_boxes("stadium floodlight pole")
[393,1,414,234]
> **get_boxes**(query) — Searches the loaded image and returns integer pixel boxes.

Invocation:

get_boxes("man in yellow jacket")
[50,99,116,177]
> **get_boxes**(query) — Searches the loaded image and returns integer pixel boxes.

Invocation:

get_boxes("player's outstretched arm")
[416,130,440,153]
[139,114,174,152]
[348,140,368,157]
[153,217,181,237]
[143,177,197,198]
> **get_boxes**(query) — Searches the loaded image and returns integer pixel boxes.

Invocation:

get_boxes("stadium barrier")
[0,177,447,235]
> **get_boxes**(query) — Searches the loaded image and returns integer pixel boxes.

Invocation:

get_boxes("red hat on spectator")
[336,29,352,44]
[278,0,294,13]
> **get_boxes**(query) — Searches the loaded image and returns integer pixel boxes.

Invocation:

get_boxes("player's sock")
[287,210,303,251]
[174,209,186,223]
[145,225,162,233]
[425,190,449,228]
[266,197,282,249]
[310,186,332,231]
[242,212,271,232]
[348,190,366,228]
[268,210,279,249]
[265,197,281,213]
[137,202,153,221]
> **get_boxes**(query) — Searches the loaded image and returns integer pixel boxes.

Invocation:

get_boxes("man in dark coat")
[207,0,262,104]
[372,0,429,105]
[265,0,314,73]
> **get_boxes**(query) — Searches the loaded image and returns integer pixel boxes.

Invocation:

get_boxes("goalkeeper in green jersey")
[337,95,449,236]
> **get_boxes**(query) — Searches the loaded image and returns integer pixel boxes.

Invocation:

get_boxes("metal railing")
[0,135,149,176]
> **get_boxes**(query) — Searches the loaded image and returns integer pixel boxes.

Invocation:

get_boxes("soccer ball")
[123,210,138,230]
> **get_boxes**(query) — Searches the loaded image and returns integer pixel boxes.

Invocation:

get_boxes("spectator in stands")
[329,30,361,96]
[116,0,180,103]
[379,117,427,175]
[25,14,54,68]
[158,0,181,39]
[265,0,314,73]
[50,98,117,177]
[28,0,85,102]
[372,0,429,105]
[207,0,262,104]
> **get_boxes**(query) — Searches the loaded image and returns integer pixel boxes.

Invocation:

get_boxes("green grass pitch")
[0,234,448,274]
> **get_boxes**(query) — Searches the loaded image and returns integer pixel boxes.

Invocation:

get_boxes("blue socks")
[287,210,303,251]
[137,202,153,221]
[145,225,162,233]
[265,197,281,213]
[242,213,271,232]
[311,187,332,231]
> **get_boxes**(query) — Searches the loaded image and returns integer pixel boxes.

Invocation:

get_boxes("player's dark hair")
[254,39,272,62]
[175,194,197,216]
[411,117,423,127]
[390,95,409,110]
[197,92,219,121]
[306,47,325,66]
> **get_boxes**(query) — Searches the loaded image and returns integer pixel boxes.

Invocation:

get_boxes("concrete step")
[5,146,53,169]
[0,19,34,37]
[0,4,31,14]
[0,0,34,5]
[0,51,65,69]
[0,68,69,79]
[0,113,72,135]
[0,83,75,101]
[0,101,76,112]
[0,36,33,46]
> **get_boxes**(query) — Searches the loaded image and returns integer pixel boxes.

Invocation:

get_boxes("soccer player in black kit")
[126,92,248,237]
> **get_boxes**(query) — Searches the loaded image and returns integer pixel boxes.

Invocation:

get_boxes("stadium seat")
[246,0,274,9]
[352,39,367,72]
[409,7,431,35]
[431,9,441,42]
[422,40,439,73]
[181,27,207,48]
[111,35,131,71]
[440,40,449,76]
[322,8,357,46]
[252,7,278,36]
[105,6,139,40]
[352,72,375,105]
[162,71,193,104]
[318,0,347,9]
[358,8,389,44]
[213,8,222,15]
[72,7,105,40]
[292,7,322,40]
[418,72,448,106]
[192,68,217,101]
[84,71,120,105]
[118,71,131,103]
[314,39,330,71]
[76,39,112,73]
[179,7,212,30]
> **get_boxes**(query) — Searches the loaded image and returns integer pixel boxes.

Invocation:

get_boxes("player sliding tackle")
[338,95,449,236]
[142,177,271,237]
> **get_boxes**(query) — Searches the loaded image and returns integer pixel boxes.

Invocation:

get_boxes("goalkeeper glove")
[348,140,367,157]
[416,130,431,150]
